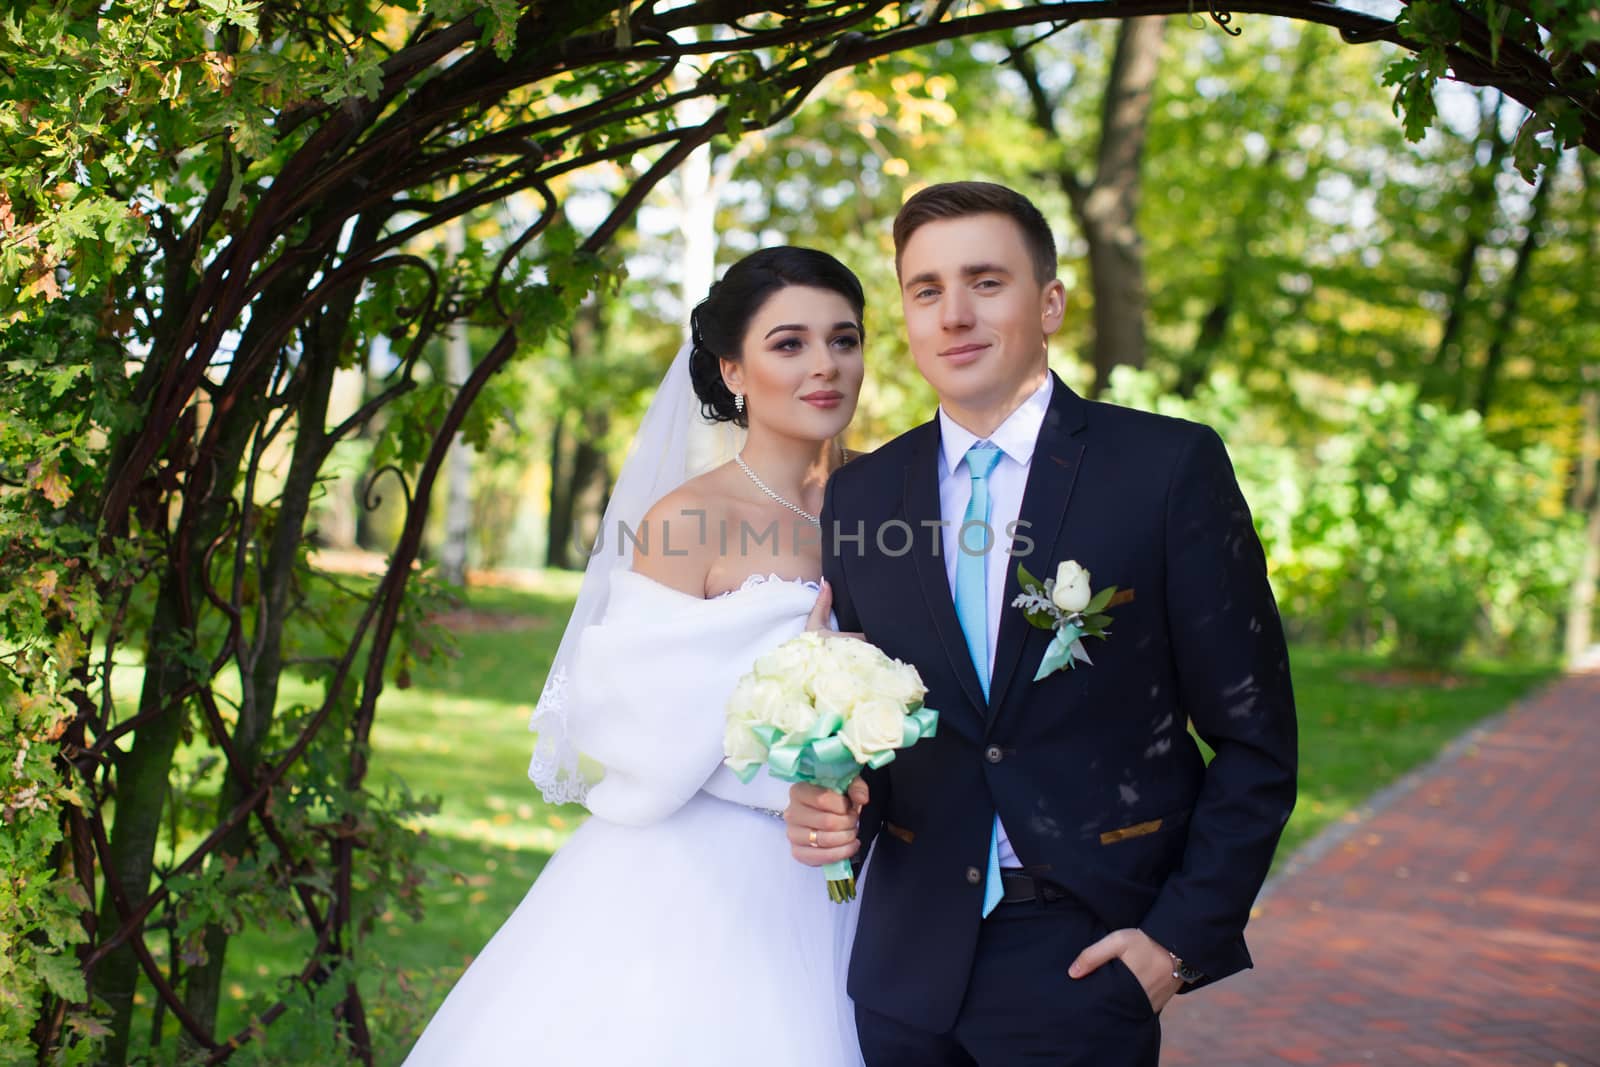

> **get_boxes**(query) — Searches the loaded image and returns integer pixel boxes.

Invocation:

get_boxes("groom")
[786,182,1298,1065]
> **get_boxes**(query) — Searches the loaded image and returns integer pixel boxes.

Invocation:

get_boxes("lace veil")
[528,342,743,805]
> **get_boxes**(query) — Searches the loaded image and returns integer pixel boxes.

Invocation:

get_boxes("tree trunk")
[94,271,310,1061]
[1567,383,1600,665]
[544,301,610,569]
[1080,17,1165,395]
[669,32,745,333]
[569,406,610,559]
[678,127,718,333]
[94,577,191,1064]
[1011,18,1166,396]
[439,219,474,588]
[318,365,366,549]
[1575,377,1600,513]
[1564,154,1599,665]
[1431,91,1508,404]
[178,209,381,1039]
[546,416,573,568]
[1473,168,1553,418]
[178,337,344,1039]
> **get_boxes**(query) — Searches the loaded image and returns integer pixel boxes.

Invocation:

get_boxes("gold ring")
[807,829,819,847]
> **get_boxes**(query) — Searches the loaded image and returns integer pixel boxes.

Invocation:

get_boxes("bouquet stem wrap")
[732,705,939,902]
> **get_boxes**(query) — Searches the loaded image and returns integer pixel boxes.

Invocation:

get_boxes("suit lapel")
[902,420,990,719]
[986,375,1088,723]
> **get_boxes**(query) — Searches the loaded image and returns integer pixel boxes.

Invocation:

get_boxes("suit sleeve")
[821,471,885,866]
[821,473,861,633]
[1139,425,1299,983]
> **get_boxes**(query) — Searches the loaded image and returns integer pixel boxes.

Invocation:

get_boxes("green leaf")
[1396,0,1462,47]
[1084,585,1117,615]
[1382,49,1445,143]
[196,0,260,34]
[476,0,522,60]
[31,947,86,1001]
[1510,110,1552,182]
[1016,562,1041,591]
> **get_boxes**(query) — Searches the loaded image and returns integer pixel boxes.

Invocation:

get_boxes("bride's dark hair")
[688,246,865,428]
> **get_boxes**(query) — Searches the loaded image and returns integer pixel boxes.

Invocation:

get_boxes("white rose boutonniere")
[1011,560,1129,680]
[1050,560,1093,613]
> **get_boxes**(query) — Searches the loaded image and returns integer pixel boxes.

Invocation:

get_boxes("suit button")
[965,866,982,885]
[985,745,1003,764]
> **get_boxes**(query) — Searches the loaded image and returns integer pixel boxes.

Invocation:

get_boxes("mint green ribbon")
[1033,622,1086,680]
[731,704,940,902]
[731,705,941,793]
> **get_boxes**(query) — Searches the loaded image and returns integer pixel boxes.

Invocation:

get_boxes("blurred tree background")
[2,1,1597,1062]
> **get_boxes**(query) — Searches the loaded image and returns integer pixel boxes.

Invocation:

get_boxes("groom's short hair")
[892,182,1058,284]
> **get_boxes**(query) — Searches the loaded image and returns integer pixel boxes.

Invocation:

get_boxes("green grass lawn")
[186,577,1553,1062]
[213,576,589,1062]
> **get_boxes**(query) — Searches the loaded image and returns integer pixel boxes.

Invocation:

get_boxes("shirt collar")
[938,374,1054,476]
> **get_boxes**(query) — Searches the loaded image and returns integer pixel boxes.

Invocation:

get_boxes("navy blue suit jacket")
[822,374,1298,1032]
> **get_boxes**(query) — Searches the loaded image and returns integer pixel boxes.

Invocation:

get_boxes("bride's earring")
[734,393,745,415]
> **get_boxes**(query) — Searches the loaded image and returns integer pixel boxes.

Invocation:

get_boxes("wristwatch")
[1167,950,1204,984]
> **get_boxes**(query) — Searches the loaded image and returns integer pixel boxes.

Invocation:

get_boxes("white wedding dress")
[402,570,863,1066]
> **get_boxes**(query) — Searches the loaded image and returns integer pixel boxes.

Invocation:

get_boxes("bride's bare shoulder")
[632,466,740,596]
[641,464,742,527]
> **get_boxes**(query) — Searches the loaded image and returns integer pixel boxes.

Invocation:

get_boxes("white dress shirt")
[936,374,1053,870]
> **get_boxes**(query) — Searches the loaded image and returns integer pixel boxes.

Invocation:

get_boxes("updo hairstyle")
[687,246,865,428]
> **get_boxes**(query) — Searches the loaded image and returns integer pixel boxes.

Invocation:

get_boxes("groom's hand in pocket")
[1068,928,1184,1013]
[785,780,867,867]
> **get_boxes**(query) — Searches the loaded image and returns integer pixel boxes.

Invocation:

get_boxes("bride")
[403,247,869,1066]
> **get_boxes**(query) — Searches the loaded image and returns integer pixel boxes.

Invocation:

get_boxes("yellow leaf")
[43,713,72,743]
[22,259,62,303]
[200,52,235,94]
[33,464,70,507]
[62,880,92,910]
[53,628,86,672]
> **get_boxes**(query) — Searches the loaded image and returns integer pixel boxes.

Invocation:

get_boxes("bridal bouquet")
[723,630,939,902]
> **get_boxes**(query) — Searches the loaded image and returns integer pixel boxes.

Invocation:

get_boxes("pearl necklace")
[735,453,820,526]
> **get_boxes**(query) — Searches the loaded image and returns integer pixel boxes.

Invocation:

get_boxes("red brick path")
[1161,671,1600,1067]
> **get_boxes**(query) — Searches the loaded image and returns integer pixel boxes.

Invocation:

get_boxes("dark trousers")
[855,892,1161,1067]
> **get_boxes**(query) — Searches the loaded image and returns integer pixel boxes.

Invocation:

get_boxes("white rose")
[878,660,927,708]
[723,717,770,769]
[769,691,821,736]
[838,698,908,763]
[726,674,764,723]
[811,671,869,721]
[1051,560,1092,614]
[819,639,883,671]
[753,632,822,683]
[793,629,826,650]
[861,666,899,705]
[744,678,801,728]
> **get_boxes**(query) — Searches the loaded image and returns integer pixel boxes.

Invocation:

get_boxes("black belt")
[997,869,1071,905]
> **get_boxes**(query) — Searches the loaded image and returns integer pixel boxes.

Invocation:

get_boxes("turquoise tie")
[954,443,1005,917]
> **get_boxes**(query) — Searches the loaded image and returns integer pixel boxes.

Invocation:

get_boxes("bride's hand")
[805,579,864,640]
[786,780,867,867]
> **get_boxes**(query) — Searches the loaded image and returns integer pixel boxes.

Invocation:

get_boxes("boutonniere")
[1011,561,1131,680]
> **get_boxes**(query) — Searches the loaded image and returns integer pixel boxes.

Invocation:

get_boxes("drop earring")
[734,393,745,415]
